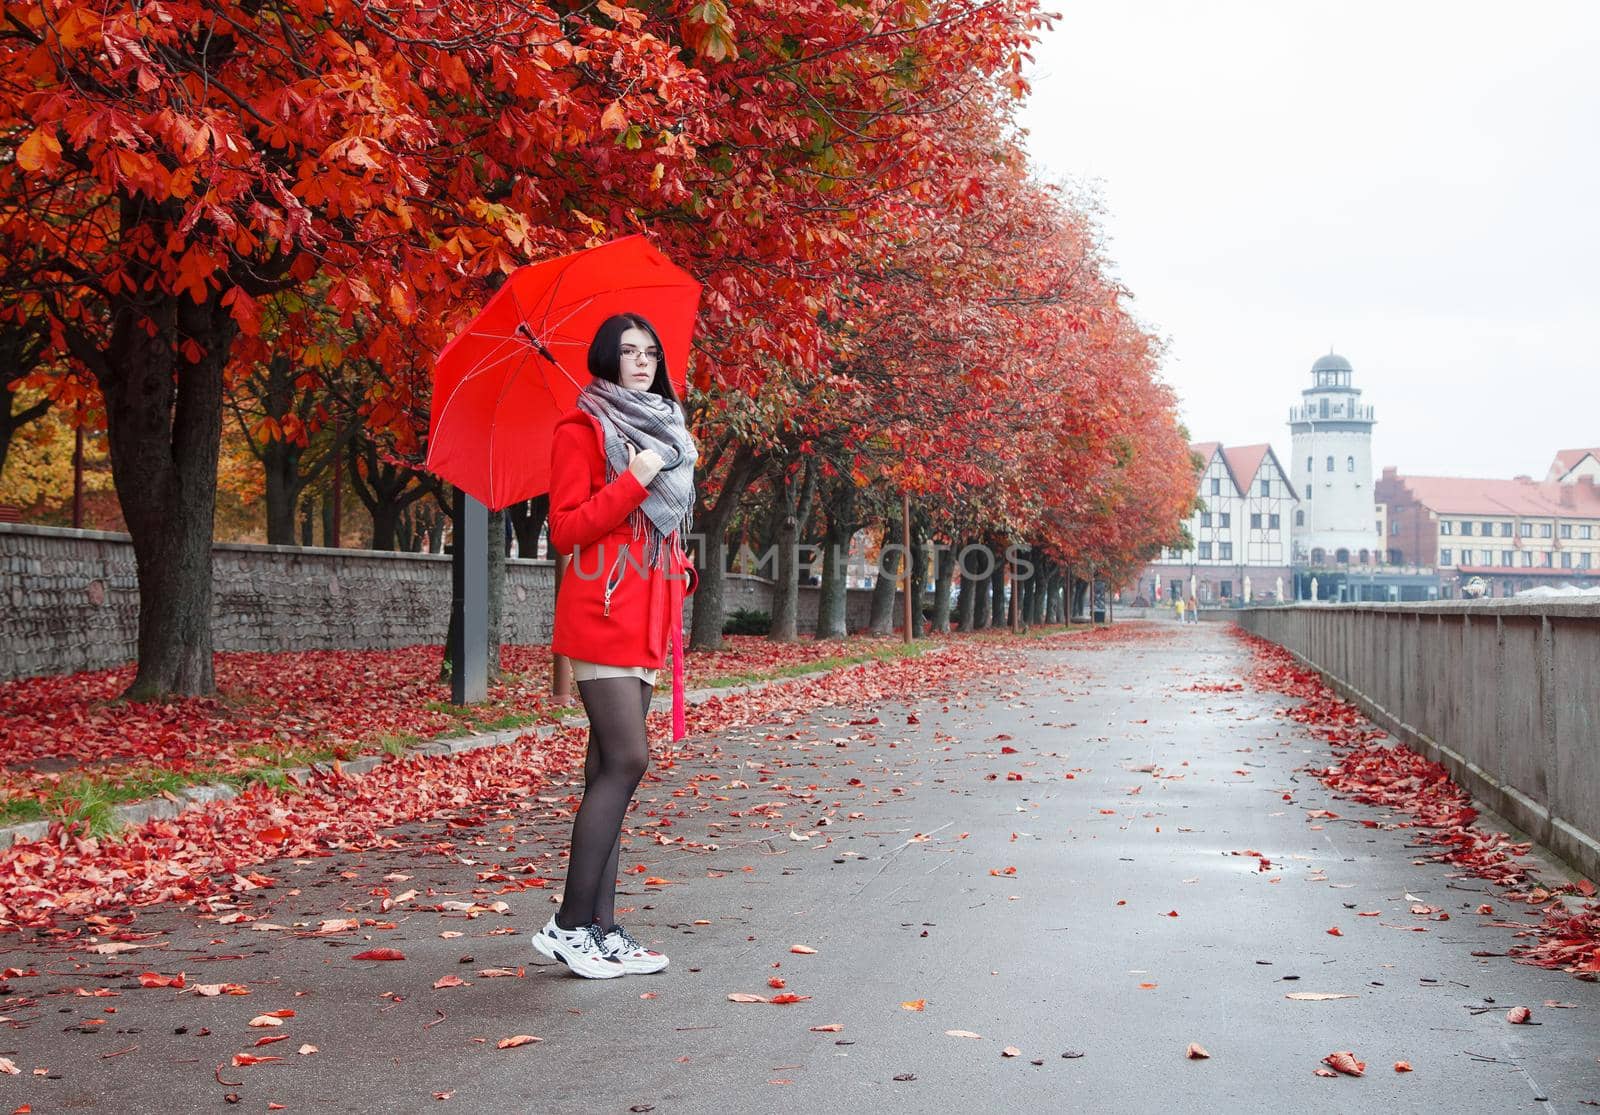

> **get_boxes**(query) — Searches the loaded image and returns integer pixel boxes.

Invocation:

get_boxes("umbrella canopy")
[426,235,701,510]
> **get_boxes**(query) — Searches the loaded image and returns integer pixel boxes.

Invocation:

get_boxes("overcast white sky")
[1018,0,1600,480]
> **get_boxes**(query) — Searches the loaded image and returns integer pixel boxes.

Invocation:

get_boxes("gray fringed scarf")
[576,376,697,569]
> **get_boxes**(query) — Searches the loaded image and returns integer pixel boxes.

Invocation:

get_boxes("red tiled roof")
[1396,474,1600,518]
[1189,441,1221,464]
[1221,444,1270,491]
[1549,447,1600,481]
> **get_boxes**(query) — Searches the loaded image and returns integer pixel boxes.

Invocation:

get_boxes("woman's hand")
[627,445,664,486]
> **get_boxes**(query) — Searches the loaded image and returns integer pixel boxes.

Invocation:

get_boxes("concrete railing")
[1236,601,1600,881]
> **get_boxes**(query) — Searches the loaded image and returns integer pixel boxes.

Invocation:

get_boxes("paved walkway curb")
[0,653,930,852]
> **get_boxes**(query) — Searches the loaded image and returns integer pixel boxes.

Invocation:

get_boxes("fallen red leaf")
[1322,1051,1365,1076]
[230,1053,283,1067]
[351,949,405,962]
[496,1035,542,1049]
[1505,1006,1532,1024]
[1186,1043,1210,1060]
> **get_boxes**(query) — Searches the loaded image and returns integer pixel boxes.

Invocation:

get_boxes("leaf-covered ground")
[0,632,1077,930]
[0,634,926,815]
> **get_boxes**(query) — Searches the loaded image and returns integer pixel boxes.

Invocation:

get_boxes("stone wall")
[1,524,904,680]
[1236,601,1600,882]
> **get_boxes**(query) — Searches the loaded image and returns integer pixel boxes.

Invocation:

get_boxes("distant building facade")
[1124,441,1299,606]
[1376,448,1600,598]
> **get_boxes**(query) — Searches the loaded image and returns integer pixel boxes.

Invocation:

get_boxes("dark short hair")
[587,314,680,405]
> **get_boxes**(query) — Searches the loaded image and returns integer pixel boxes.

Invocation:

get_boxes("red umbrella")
[425,235,701,510]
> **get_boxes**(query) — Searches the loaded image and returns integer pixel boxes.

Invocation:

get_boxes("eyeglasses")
[620,345,661,364]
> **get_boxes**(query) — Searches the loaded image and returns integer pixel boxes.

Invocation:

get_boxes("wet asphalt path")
[2,621,1598,1114]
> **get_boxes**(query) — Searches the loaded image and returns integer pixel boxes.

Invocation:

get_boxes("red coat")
[548,408,695,670]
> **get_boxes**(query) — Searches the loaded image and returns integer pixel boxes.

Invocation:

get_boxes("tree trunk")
[255,355,303,546]
[0,324,50,476]
[689,443,762,652]
[814,476,856,640]
[906,516,926,637]
[970,541,991,629]
[932,544,955,633]
[866,529,900,635]
[768,457,816,643]
[320,486,336,546]
[988,551,1007,630]
[263,436,301,546]
[80,241,236,699]
[507,495,549,558]
[957,537,979,631]
[348,436,430,551]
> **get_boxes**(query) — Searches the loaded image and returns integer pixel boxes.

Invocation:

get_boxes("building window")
[1219,542,1233,560]
[1211,478,1221,496]
[1499,522,1513,537]
[1219,581,1232,598]
[1346,456,1355,472]
[1269,513,1280,529]
[1200,512,1212,527]
[1520,522,1533,537]
[1320,399,1329,419]
[1582,553,1594,569]
[1325,455,1334,472]
[1306,456,1312,473]
[1440,521,1453,536]
[1581,525,1593,540]
[1541,551,1553,567]
[1257,479,1269,497]
[1171,579,1183,599]
[1219,513,1231,528]
[1250,513,1262,529]
[1311,547,1326,565]
[1540,523,1553,538]
[1460,521,1473,536]
[1560,524,1573,539]
[1295,510,1305,526]
[1199,542,1212,560]
[1561,551,1573,568]
[1390,520,1400,535]
[1305,485,1311,501]
[1460,549,1472,565]
[1501,550,1514,566]
[1389,548,1403,564]
[1440,548,1452,565]
[1522,552,1534,567]
[1359,549,1370,565]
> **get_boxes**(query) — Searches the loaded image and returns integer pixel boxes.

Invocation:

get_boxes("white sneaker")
[532,916,627,979]
[602,925,669,974]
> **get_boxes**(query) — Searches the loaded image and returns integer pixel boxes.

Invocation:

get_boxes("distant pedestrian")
[532,313,697,980]
[1174,597,1185,623]
[1186,595,1199,623]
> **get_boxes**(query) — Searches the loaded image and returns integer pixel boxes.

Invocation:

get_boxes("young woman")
[532,313,697,979]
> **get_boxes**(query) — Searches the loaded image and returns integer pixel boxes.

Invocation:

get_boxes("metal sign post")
[450,487,489,704]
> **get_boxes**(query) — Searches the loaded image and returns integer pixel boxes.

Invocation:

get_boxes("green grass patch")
[0,797,46,827]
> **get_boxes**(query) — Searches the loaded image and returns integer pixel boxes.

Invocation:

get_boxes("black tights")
[556,677,652,933]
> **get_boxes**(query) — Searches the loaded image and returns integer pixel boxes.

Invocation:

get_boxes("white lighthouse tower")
[1288,353,1377,570]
